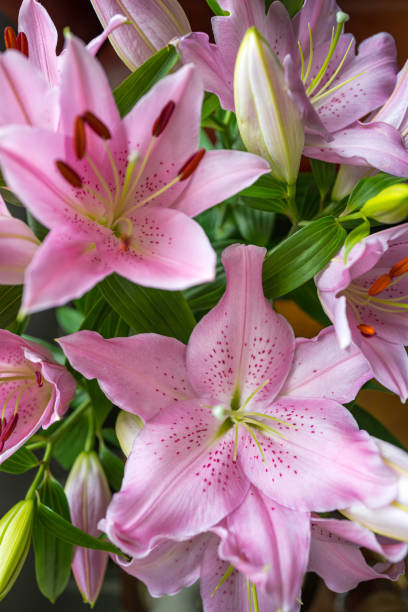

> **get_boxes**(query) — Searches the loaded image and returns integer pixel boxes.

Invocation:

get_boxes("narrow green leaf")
[202,92,221,120]
[0,285,22,328]
[27,211,48,241]
[233,206,275,247]
[310,159,336,202]
[51,413,88,470]
[343,218,370,262]
[348,403,406,451]
[99,444,124,492]
[86,380,112,428]
[37,503,125,556]
[346,173,406,213]
[206,0,229,16]
[100,274,196,343]
[0,447,38,474]
[33,475,73,602]
[114,46,178,118]
[262,217,346,298]
[0,187,23,207]
[56,307,84,335]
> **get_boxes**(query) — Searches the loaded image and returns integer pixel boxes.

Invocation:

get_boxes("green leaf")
[0,285,22,328]
[202,92,221,120]
[347,403,406,451]
[33,475,73,602]
[184,261,226,314]
[346,173,406,213]
[37,503,125,556]
[206,0,229,15]
[238,174,287,213]
[56,307,84,335]
[362,379,393,394]
[86,380,112,428]
[100,274,196,343]
[0,446,39,474]
[27,211,49,241]
[343,218,370,262]
[295,173,320,220]
[262,217,346,298]
[233,206,275,247]
[0,187,23,207]
[99,444,124,492]
[114,45,178,118]
[310,159,336,202]
[51,412,88,470]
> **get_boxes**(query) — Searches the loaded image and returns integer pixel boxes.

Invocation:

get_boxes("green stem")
[25,442,53,500]
[48,399,90,446]
[286,182,298,224]
[84,407,95,453]
[337,212,365,223]
[25,441,47,451]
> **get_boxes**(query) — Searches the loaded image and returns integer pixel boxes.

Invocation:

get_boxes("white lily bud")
[343,438,408,541]
[90,0,191,71]
[234,27,304,185]
[0,499,34,600]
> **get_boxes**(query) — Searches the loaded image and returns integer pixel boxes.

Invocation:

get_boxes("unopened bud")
[234,27,304,185]
[361,184,408,224]
[0,499,34,600]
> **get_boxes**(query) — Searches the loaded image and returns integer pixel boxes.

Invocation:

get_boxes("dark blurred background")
[0,1,408,610]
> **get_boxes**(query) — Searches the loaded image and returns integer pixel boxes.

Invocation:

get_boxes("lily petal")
[0,213,39,285]
[58,331,194,420]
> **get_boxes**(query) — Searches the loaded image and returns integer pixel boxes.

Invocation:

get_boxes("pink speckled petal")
[200,538,288,612]
[101,206,216,290]
[22,230,111,314]
[0,213,39,284]
[280,327,371,403]
[310,517,407,592]
[238,397,397,512]
[293,0,340,53]
[101,400,249,557]
[187,244,295,406]
[58,331,194,421]
[116,534,211,597]
[18,0,59,87]
[213,487,309,608]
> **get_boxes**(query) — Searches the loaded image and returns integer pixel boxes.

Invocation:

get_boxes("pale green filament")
[242,423,267,464]
[240,379,270,411]
[247,579,253,612]
[309,38,354,101]
[211,564,234,597]
[303,23,314,85]
[252,584,260,612]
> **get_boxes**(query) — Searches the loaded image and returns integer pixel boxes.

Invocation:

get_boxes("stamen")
[56,160,83,188]
[310,38,354,101]
[368,273,391,296]
[240,379,270,411]
[120,235,131,252]
[74,116,86,159]
[4,26,17,50]
[390,256,408,278]
[178,149,206,181]
[152,100,176,137]
[357,323,376,337]
[2,413,18,442]
[233,423,239,461]
[16,32,29,57]
[243,423,266,464]
[211,564,234,597]
[212,405,226,420]
[303,23,314,84]
[251,584,260,612]
[35,371,43,388]
[82,111,111,140]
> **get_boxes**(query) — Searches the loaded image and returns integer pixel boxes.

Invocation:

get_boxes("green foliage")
[266,0,304,16]
[284,279,331,327]
[238,175,287,214]
[36,503,125,556]
[114,46,178,117]
[206,0,229,16]
[100,274,196,343]
[233,206,275,246]
[310,159,337,203]
[56,307,84,335]
[0,447,38,474]
[26,212,48,241]
[99,444,124,492]
[346,173,406,214]
[0,286,22,328]
[263,217,346,298]
[33,474,73,602]
[343,218,370,262]
[51,412,88,470]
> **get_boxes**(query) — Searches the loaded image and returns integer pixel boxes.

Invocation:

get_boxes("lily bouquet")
[0,0,408,610]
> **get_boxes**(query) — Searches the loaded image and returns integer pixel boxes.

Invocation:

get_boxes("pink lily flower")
[0,196,39,284]
[310,515,408,592]
[179,0,404,167]
[65,451,111,606]
[59,244,395,562]
[90,0,191,71]
[0,330,75,463]
[343,438,408,542]
[0,36,268,314]
[315,223,408,401]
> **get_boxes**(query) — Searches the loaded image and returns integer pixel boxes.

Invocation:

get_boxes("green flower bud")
[0,499,34,600]
[361,184,408,224]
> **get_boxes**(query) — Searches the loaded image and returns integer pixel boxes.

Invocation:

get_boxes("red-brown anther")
[2,413,18,442]
[16,32,29,57]
[4,26,17,50]
[152,100,176,137]
[357,324,376,337]
[120,235,130,252]
[35,371,43,388]
[74,116,86,159]
[82,111,111,140]
[178,149,206,181]
[56,160,83,189]
[390,256,408,278]
[368,273,392,297]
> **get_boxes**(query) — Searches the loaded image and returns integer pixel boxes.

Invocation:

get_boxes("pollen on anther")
[74,116,86,159]
[390,256,408,278]
[368,273,391,296]
[120,235,130,252]
[4,26,17,50]
[16,32,29,57]
[56,160,83,188]
[152,100,176,137]
[82,111,111,140]
[357,323,376,337]
[35,371,44,388]
[178,149,206,181]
